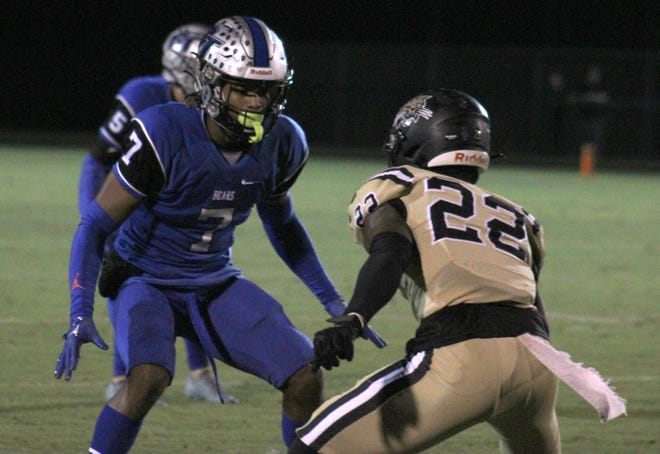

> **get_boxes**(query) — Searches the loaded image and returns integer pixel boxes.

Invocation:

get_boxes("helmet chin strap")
[238,111,265,143]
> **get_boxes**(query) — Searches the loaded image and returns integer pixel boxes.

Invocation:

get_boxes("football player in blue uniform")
[78,22,239,405]
[55,16,385,453]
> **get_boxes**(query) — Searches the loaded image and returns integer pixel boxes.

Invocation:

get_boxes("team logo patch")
[393,95,433,129]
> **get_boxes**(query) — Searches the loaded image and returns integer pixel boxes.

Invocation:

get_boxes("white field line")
[547,311,645,324]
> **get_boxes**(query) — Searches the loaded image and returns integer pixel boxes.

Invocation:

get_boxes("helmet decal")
[393,95,433,130]
[244,16,269,67]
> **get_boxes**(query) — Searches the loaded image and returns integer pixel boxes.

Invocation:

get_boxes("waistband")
[406,302,549,354]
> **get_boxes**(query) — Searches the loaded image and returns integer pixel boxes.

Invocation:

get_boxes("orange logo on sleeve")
[71,273,87,291]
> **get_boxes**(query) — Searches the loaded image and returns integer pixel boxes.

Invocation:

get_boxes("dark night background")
[2,1,658,167]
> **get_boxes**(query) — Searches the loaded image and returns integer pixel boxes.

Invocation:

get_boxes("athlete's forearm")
[68,200,118,323]
[346,232,413,322]
[259,199,341,305]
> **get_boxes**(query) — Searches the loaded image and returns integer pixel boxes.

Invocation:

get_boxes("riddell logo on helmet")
[249,68,273,76]
[454,152,488,165]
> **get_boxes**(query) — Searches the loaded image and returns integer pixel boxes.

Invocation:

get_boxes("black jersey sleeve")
[115,119,166,197]
[93,98,134,164]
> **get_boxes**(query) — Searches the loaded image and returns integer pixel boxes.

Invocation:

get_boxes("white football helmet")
[194,16,293,145]
[161,23,210,96]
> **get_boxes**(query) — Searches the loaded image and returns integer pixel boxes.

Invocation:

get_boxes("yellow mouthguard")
[239,112,265,143]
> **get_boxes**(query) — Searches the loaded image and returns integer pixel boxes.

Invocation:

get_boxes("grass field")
[0,145,658,453]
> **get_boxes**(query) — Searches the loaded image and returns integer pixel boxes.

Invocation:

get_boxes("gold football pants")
[297,336,561,453]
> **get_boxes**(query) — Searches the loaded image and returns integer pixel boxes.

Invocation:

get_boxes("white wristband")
[347,312,366,329]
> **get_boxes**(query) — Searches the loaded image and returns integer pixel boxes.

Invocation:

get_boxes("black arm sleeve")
[115,120,166,196]
[90,99,133,165]
[345,231,414,322]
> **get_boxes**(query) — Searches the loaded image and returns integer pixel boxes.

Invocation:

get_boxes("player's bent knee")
[127,365,170,401]
[284,364,322,399]
[129,362,170,382]
[109,364,171,419]
[282,364,323,417]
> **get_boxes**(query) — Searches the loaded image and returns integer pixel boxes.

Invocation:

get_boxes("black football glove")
[323,298,387,348]
[312,314,362,371]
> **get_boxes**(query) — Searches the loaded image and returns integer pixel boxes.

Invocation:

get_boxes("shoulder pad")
[348,166,421,233]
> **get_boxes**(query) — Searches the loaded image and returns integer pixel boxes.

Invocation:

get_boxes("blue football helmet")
[193,16,293,145]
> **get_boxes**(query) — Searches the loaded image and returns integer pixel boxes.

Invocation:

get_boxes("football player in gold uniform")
[289,89,625,454]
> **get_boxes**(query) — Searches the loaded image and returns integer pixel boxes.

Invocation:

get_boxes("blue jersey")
[79,76,173,213]
[98,75,172,154]
[112,102,309,287]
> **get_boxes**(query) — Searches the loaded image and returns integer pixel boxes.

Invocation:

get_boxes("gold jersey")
[348,165,544,321]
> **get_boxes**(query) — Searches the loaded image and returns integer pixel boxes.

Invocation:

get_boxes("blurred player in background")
[289,89,625,453]
[567,64,611,176]
[55,16,384,453]
[77,23,238,404]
